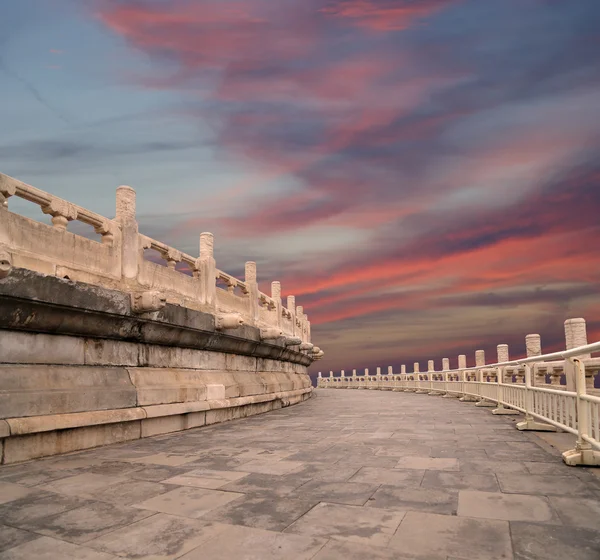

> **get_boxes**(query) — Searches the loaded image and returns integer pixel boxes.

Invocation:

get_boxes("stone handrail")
[0,172,323,359]
[318,317,599,466]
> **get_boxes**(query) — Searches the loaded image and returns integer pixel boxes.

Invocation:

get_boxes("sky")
[1,0,599,381]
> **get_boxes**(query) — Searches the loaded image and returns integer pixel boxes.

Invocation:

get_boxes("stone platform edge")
[0,269,313,464]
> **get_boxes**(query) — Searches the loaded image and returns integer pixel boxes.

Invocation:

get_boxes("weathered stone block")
[0,366,137,418]
[127,368,209,406]
[0,331,84,364]
[141,416,185,437]
[3,421,141,464]
[84,339,141,366]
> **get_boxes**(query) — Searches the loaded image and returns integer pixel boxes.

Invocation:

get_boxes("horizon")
[2,0,599,381]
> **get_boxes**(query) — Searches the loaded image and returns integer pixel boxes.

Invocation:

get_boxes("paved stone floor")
[1,390,600,559]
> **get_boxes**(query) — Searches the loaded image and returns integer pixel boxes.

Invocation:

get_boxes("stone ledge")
[2,387,313,436]
[0,387,313,464]
[0,268,312,365]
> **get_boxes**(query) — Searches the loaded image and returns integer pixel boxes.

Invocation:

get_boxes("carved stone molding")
[131,291,167,313]
[216,313,244,330]
[41,198,78,231]
[0,249,12,279]
[260,327,283,340]
[284,336,302,346]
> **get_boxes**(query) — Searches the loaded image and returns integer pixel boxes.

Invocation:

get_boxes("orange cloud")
[321,0,457,31]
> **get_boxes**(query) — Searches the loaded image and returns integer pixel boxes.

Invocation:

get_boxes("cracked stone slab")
[311,540,405,560]
[0,535,119,559]
[421,471,500,492]
[549,496,600,530]
[367,485,459,515]
[133,486,244,518]
[203,492,320,531]
[86,514,228,560]
[389,511,513,559]
[0,492,91,528]
[510,522,600,560]
[457,490,559,523]
[178,524,326,559]
[394,457,459,471]
[293,480,379,506]
[39,473,128,500]
[350,467,424,487]
[0,525,39,554]
[233,459,304,475]
[125,453,199,467]
[285,502,405,547]
[15,501,154,544]
[162,469,250,489]
[497,473,594,496]
[0,482,36,505]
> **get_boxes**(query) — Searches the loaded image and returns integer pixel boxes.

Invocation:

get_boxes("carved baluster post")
[245,261,259,326]
[476,349,494,407]
[287,295,296,337]
[297,305,305,342]
[565,318,591,392]
[271,281,283,331]
[115,186,139,285]
[441,358,453,398]
[197,232,216,310]
[493,344,519,415]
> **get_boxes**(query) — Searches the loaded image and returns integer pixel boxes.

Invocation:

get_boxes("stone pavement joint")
[1,390,600,559]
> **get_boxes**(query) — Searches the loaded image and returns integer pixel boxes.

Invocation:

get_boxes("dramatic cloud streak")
[3,0,599,379]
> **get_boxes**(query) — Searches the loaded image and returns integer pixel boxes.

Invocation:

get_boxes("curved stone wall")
[0,269,313,464]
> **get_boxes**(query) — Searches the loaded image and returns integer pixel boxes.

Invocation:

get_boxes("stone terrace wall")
[0,173,322,464]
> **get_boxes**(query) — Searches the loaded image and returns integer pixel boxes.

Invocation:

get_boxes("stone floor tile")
[162,469,250,489]
[292,463,360,482]
[458,460,528,474]
[178,524,326,559]
[0,525,38,554]
[85,461,145,477]
[203,493,319,531]
[293,480,379,506]
[0,483,35,505]
[39,473,127,499]
[17,500,154,544]
[367,485,458,515]
[389,511,513,560]
[349,467,424,487]
[234,459,304,475]
[0,467,84,487]
[457,490,559,523]
[312,539,408,559]
[130,465,193,483]
[285,502,405,547]
[375,446,431,458]
[421,471,500,492]
[510,522,600,560]
[0,492,90,527]
[126,453,199,467]
[86,514,227,559]
[395,457,459,471]
[84,480,172,506]
[0,536,118,559]
[133,486,244,518]
[220,472,311,496]
[549,496,600,530]
[496,473,593,496]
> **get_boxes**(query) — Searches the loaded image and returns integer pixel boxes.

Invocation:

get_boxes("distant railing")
[318,317,600,466]
[0,172,322,359]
